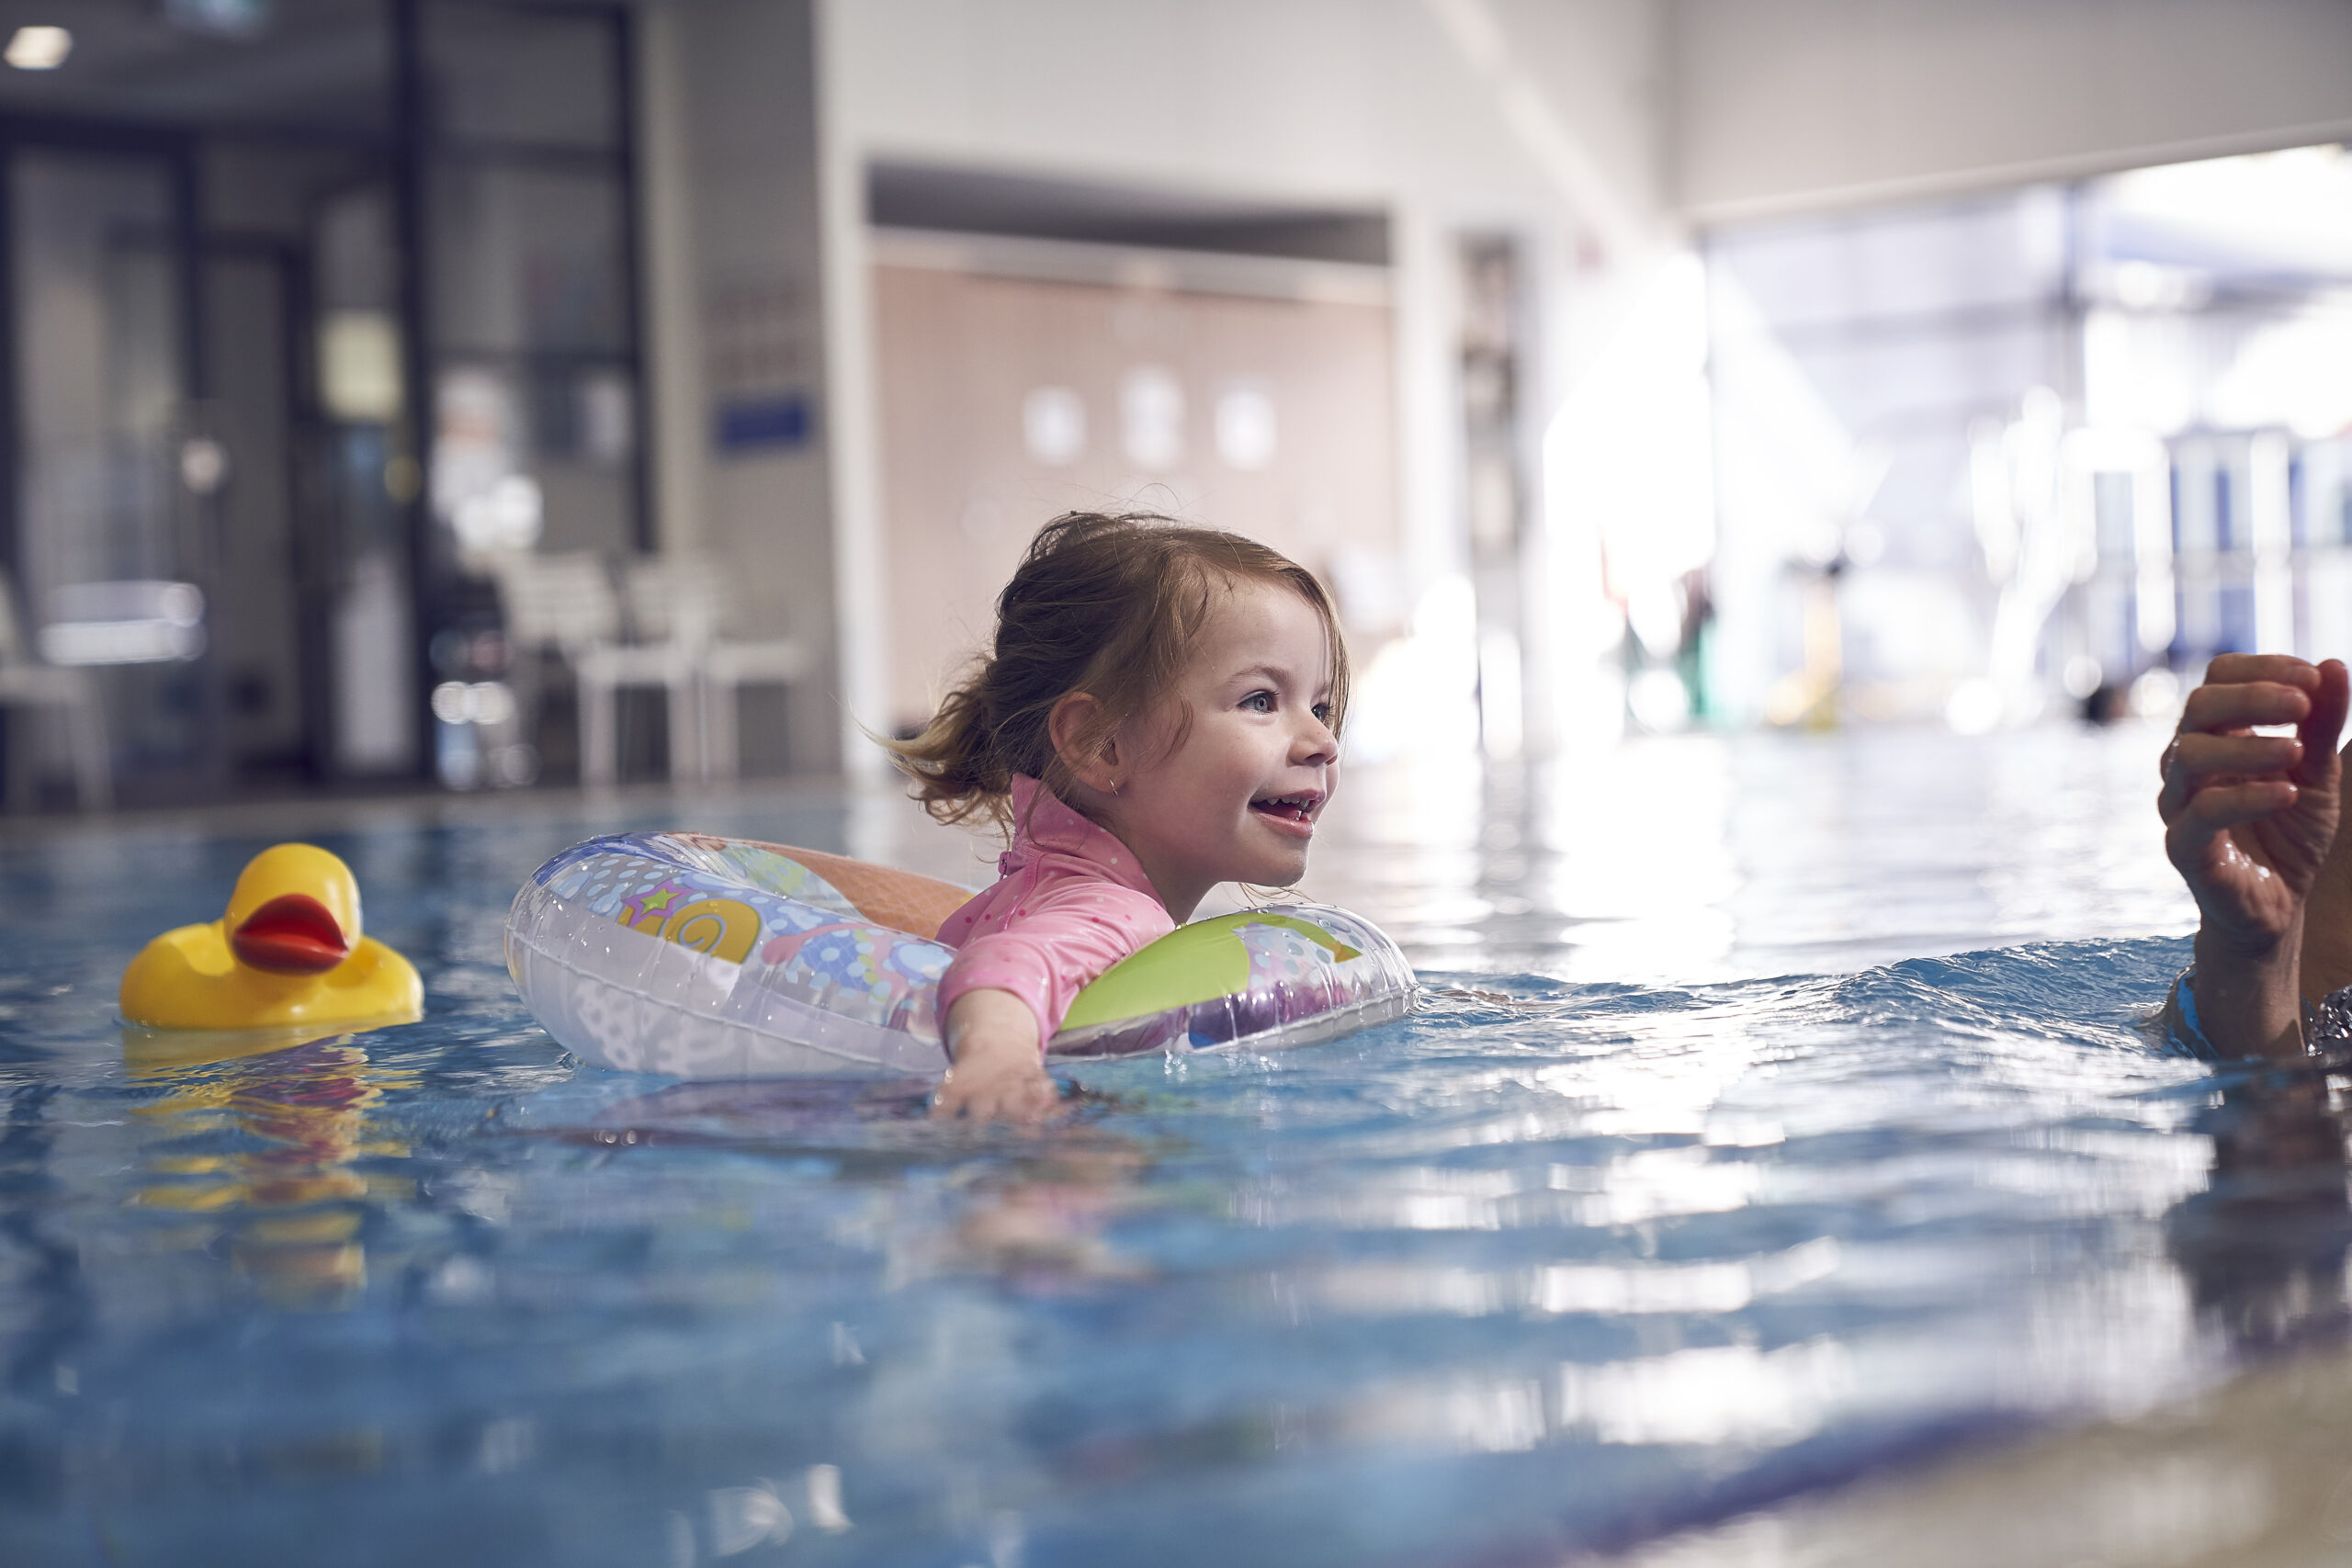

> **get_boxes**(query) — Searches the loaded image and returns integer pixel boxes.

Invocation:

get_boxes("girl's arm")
[2160,655,2348,1057]
[933,988,1058,1122]
[930,876,1175,1122]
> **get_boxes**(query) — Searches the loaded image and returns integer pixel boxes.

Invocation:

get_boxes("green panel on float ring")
[1060,913,1363,1030]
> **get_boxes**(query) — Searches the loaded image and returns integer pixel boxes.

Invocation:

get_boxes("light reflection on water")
[1292,726,2191,981]
[4,725,2337,1568]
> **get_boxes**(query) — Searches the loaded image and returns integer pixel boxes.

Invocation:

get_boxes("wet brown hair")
[888,511,1349,833]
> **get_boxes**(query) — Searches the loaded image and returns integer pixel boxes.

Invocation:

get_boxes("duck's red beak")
[231,894,349,975]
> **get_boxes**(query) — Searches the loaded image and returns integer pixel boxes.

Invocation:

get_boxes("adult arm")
[2301,739,2352,1005]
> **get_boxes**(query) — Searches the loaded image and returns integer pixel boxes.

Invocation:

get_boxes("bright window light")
[4,26,71,71]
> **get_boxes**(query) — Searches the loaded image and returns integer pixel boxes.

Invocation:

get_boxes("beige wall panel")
[873,263,1397,730]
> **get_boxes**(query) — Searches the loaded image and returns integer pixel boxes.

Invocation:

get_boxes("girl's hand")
[2160,655,2348,1055]
[933,990,1062,1123]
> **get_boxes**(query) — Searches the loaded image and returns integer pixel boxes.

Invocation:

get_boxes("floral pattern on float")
[539,833,863,926]
[760,922,950,1021]
[528,833,950,1042]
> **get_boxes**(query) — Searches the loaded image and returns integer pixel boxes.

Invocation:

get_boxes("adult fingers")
[2179,680,2314,739]
[2204,653,2321,690]
[2165,784,2292,889]
[2159,732,2303,821]
[2174,779,2299,845]
[2175,732,2301,778]
[2299,659,2349,784]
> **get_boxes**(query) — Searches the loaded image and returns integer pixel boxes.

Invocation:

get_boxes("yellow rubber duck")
[119,844,423,1030]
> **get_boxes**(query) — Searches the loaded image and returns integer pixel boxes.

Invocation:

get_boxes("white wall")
[823,0,1666,220]
[641,0,841,772]
[1672,0,2352,223]
[814,0,1678,769]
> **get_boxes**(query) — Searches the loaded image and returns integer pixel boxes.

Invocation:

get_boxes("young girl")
[890,513,1347,1122]
[2161,653,2352,1056]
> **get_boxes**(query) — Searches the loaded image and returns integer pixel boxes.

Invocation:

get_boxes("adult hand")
[932,989,1063,1123]
[2160,655,2347,953]
[2159,655,2347,1056]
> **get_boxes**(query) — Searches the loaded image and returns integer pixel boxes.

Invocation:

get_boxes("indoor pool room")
[5,2,2352,1565]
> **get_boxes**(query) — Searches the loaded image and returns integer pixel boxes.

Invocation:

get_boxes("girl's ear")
[1047,691,1123,795]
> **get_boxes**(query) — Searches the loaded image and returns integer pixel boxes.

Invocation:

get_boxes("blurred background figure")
[0,0,2343,809]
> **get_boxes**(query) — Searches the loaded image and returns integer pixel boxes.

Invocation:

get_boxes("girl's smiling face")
[1089,580,1340,920]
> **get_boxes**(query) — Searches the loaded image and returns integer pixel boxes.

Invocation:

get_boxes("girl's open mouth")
[1250,792,1323,834]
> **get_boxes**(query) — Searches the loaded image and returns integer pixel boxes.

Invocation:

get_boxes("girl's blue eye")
[1312,703,1332,724]
[1242,691,1275,713]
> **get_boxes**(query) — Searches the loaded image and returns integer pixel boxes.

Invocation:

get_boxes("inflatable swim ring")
[505,831,1416,1078]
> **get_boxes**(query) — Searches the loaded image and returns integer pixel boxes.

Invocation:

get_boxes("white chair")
[623,554,813,781]
[494,552,695,787]
[700,634,815,780]
[0,572,109,811]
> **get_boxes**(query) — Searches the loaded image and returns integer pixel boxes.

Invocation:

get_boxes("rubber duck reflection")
[127,1023,416,1310]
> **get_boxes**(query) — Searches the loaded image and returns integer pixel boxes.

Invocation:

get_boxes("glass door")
[8,142,217,803]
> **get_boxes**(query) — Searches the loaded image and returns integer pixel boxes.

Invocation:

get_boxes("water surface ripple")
[6,729,2335,1568]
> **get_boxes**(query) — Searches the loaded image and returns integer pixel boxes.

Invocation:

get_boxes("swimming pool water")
[2,727,2328,1567]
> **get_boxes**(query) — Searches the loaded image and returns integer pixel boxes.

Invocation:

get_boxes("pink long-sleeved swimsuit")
[934,776,1175,1053]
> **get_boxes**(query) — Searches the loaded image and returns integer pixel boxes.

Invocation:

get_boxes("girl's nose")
[1295,714,1340,763]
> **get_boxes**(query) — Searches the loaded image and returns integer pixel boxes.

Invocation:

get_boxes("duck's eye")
[1241,691,1275,713]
